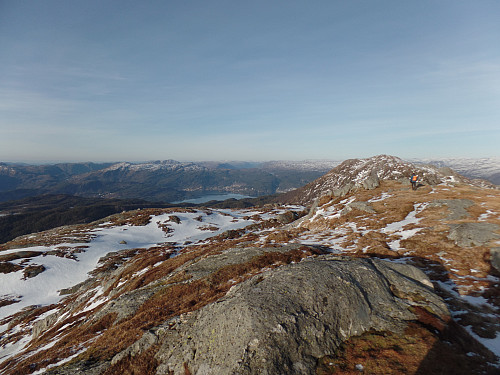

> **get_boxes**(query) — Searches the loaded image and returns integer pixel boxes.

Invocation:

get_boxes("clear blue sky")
[1,1,499,162]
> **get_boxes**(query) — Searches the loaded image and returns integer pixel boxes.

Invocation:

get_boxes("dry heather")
[316,321,496,375]
[0,225,322,375]
[292,181,499,281]
[272,181,500,362]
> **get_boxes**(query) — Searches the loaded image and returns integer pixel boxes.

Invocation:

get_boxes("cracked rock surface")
[151,256,447,375]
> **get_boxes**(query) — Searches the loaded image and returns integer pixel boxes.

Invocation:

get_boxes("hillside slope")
[0,160,334,203]
[412,157,500,185]
[0,157,499,374]
[0,195,180,244]
[279,155,496,205]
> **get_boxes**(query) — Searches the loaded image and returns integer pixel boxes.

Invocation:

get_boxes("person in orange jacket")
[410,173,419,190]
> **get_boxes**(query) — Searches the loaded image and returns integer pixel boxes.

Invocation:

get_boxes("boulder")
[340,201,376,216]
[333,183,354,197]
[490,248,500,273]
[447,223,500,247]
[152,256,448,374]
[360,173,380,190]
[430,199,474,220]
[276,210,300,224]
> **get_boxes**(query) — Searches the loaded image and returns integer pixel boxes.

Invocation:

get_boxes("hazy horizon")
[2,155,500,166]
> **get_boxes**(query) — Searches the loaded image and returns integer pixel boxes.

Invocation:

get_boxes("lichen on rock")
[151,256,447,375]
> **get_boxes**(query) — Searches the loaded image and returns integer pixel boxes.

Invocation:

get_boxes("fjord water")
[172,193,254,204]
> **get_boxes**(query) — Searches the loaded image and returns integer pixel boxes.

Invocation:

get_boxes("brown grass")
[43,246,324,367]
[264,229,304,243]
[103,344,160,375]
[0,298,19,308]
[316,320,496,375]
[316,326,438,375]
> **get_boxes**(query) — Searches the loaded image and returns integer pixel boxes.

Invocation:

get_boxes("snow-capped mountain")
[101,160,206,173]
[260,160,341,171]
[0,160,331,203]
[410,157,500,185]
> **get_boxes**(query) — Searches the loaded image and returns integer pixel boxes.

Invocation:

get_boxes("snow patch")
[0,209,261,324]
[381,203,427,251]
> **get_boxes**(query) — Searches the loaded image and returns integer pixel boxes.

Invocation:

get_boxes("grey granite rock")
[153,256,447,375]
[448,222,499,247]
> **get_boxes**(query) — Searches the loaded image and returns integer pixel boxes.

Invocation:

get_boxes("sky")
[0,1,499,162]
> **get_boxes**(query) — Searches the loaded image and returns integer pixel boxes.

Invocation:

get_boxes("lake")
[173,193,254,204]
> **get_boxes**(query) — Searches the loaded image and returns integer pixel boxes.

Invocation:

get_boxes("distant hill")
[278,155,496,205]
[0,194,176,244]
[410,157,500,185]
[0,160,338,203]
[0,162,113,201]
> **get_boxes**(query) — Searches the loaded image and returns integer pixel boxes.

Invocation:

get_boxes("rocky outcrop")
[491,248,500,273]
[340,201,376,216]
[360,172,380,190]
[448,222,499,247]
[105,255,447,375]
[179,245,304,281]
[279,155,475,205]
[430,199,475,220]
[333,182,354,197]
[168,215,182,224]
[275,210,300,224]
[22,264,45,279]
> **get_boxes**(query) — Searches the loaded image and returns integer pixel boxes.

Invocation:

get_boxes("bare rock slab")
[448,222,500,247]
[154,256,448,375]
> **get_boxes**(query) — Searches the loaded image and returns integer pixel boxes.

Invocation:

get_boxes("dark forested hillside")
[0,195,174,244]
[0,193,279,244]
[0,162,113,202]
[0,161,332,203]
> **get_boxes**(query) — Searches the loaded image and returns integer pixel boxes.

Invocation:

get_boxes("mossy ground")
[317,323,495,375]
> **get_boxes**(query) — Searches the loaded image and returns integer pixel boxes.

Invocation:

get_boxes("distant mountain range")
[410,157,500,185]
[0,157,498,204]
[0,160,340,203]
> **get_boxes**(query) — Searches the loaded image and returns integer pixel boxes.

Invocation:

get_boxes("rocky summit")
[0,155,499,374]
[278,155,496,205]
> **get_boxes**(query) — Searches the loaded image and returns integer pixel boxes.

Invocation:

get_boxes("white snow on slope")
[381,203,427,252]
[436,280,500,360]
[0,209,259,327]
[412,157,500,180]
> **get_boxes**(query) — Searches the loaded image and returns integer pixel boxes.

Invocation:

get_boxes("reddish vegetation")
[316,322,497,375]
[103,344,160,375]
[0,230,323,375]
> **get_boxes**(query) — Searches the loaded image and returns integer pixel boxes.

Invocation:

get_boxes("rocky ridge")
[0,155,499,374]
[412,157,500,185]
[279,155,496,205]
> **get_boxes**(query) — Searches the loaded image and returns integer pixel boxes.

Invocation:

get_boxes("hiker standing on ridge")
[410,173,419,190]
